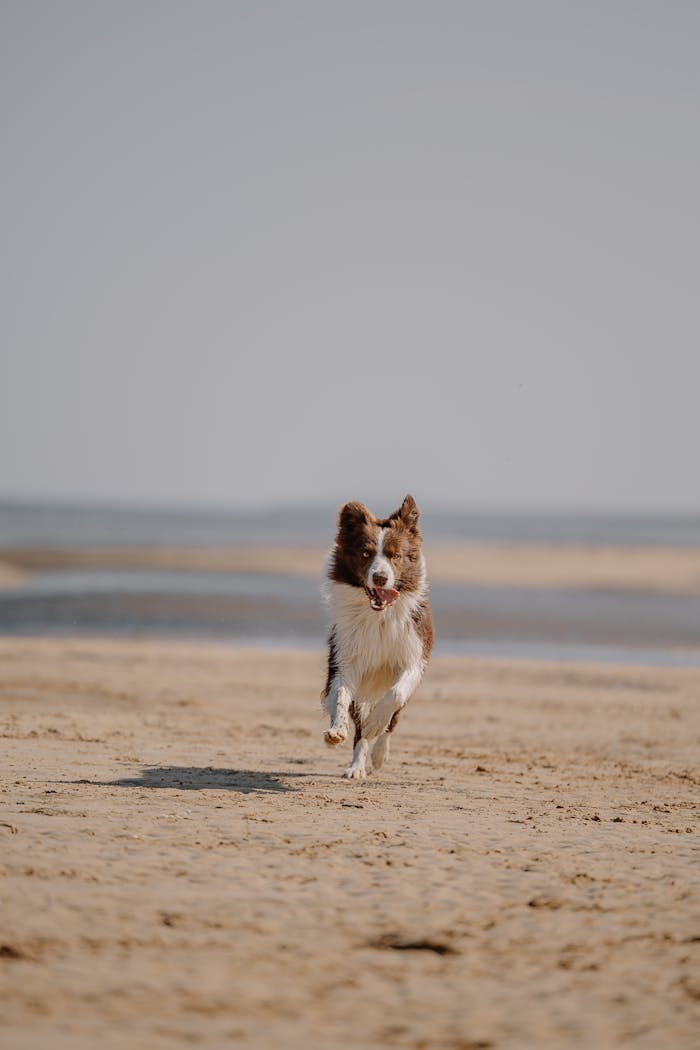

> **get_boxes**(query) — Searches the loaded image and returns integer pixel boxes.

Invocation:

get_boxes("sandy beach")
[1,637,698,1049]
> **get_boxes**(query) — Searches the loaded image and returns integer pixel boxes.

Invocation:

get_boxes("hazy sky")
[2,2,699,511]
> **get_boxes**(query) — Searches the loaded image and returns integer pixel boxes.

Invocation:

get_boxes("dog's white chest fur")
[325,580,425,700]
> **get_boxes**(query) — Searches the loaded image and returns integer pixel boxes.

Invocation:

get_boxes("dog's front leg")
[362,663,424,740]
[324,678,352,746]
[344,735,370,779]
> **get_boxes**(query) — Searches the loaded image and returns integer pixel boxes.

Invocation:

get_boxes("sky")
[1,2,699,512]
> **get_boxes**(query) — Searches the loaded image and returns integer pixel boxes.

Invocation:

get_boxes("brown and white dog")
[321,494,433,779]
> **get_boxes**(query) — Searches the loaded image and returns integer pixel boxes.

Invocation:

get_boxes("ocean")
[1,500,699,666]
[2,499,700,548]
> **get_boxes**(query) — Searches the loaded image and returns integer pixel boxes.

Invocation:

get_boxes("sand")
[0,561,29,590]
[1,637,699,1049]
[3,542,700,593]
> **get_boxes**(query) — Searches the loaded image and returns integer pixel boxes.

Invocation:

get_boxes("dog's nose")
[372,571,388,586]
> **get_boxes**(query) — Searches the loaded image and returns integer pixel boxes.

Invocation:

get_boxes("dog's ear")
[338,501,371,532]
[396,493,420,535]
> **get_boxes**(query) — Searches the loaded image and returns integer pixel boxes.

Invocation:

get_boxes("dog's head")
[330,494,425,611]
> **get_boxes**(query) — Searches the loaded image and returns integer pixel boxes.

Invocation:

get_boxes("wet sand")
[0,560,28,589]
[1,637,699,1049]
[3,541,700,592]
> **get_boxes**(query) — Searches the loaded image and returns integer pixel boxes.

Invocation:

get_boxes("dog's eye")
[362,550,371,559]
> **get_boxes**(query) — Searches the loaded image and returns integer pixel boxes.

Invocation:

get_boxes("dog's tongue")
[376,587,399,606]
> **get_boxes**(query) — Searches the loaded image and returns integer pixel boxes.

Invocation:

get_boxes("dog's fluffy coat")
[321,494,433,779]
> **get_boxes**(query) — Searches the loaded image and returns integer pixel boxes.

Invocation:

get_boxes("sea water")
[1,501,699,666]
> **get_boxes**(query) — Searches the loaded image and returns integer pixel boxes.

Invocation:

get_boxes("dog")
[321,494,433,779]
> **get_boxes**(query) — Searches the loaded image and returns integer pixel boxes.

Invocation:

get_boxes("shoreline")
[2,560,699,664]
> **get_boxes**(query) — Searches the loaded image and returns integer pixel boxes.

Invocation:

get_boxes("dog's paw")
[343,762,367,780]
[324,725,347,746]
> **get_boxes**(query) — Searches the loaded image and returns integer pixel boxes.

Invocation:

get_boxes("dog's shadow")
[79,766,296,794]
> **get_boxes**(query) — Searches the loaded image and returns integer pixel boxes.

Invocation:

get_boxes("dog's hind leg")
[370,733,390,769]
[371,709,400,770]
